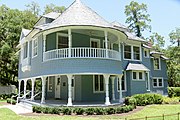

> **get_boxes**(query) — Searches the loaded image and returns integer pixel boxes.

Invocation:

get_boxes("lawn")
[0,105,180,120]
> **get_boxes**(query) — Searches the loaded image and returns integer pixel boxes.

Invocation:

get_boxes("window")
[48,76,53,92]
[124,45,141,60]
[132,71,144,80]
[153,78,163,87]
[23,42,28,59]
[144,49,149,58]
[154,57,160,70]
[57,34,68,49]
[93,75,104,93]
[117,72,126,91]
[90,38,100,48]
[124,45,131,59]
[32,38,38,57]
[133,46,140,60]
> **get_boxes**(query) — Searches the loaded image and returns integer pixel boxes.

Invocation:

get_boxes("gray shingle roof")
[22,28,31,37]
[42,12,61,19]
[42,0,112,30]
[126,63,150,71]
[111,21,128,30]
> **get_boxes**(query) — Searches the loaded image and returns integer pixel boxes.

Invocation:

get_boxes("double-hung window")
[48,76,53,92]
[117,72,126,91]
[153,78,163,87]
[93,75,104,93]
[32,38,38,57]
[154,57,160,70]
[124,45,141,60]
[23,42,28,59]
[132,71,144,80]
[144,49,149,58]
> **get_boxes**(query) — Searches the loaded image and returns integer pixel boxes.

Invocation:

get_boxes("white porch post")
[67,74,73,106]
[68,29,72,58]
[111,76,116,101]
[118,75,123,103]
[43,35,46,61]
[18,80,22,97]
[31,78,35,101]
[104,74,110,105]
[24,79,27,99]
[104,30,108,58]
[41,76,46,104]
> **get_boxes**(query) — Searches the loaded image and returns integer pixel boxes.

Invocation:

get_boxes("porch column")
[104,74,110,105]
[119,41,121,60]
[18,80,22,97]
[67,74,73,106]
[31,78,35,101]
[111,76,116,101]
[24,79,27,99]
[118,75,123,103]
[41,76,46,104]
[43,35,46,61]
[68,29,72,58]
[104,30,109,58]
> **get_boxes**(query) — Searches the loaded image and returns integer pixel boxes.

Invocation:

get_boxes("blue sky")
[1,0,180,47]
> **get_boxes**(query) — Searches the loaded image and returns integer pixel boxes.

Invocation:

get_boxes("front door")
[55,76,61,99]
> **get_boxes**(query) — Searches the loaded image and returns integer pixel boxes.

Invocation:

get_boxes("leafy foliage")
[125,1,151,37]
[168,87,180,97]
[169,28,180,47]
[44,3,65,14]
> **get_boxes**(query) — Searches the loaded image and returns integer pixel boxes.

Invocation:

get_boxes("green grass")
[0,105,180,120]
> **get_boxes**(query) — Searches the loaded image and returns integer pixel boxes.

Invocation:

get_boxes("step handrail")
[17,91,31,103]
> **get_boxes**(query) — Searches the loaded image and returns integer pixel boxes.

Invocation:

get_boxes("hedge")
[32,105,135,115]
[6,98,16,105]
[127,93,163,106]
[168,87,180,98]
[0,93,16,100]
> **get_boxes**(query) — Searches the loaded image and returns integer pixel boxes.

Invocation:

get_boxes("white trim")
[90,38,100,48]
[132,71,145,81]
[145,72,150,91]
[32,38,38,58]
[123,44,142,61]
[56,33,68,49]
[103,40,110,49]
[154,57,161,70]
[144,48,149,58]
[117,71,127,92]
[152,77,164,88]
[93,75,105,93]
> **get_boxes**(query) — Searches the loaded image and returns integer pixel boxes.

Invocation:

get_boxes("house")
[17,0,168,106]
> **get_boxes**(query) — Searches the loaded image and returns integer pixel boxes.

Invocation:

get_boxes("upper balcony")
[42,28,125,62]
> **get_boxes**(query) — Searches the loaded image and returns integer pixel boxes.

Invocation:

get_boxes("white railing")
[43,48,121,61]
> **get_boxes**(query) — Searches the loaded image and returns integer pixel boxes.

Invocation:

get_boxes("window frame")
[32,38,38,58]
[56,33,69,49]
[93,75,105,93]
[132,71,145,81]
[23,42,28,59]
[144,49,149,58]
[123,44,142,61]
[153,77,164,88]
[154,57,161,70]
[117,72,127,92]
[47,76,53,92]
[90,38,100,48]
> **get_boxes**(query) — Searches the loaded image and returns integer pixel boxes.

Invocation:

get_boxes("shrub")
[33,106,42,113]
[132,93,163,106]
[124,97,137,106]
[85,108,95,115]
[62,107,72,115]
[168,87,180,98]
[163,97,179,104]
[73,107,85,115]
[106,107,116,114]
[94,107,106,115]
[6,98,16,105]
[52,107,62,114]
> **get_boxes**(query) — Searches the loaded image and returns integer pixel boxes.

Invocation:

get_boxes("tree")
[44,3,65,14]
[0,5,38,86]
[169,28,180,47]
[149,32,165,52]
[125,1,151,37]
[25,1,40,16]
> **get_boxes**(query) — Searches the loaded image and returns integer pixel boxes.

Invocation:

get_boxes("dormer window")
[32,38,38,57]
[154,57,161,70]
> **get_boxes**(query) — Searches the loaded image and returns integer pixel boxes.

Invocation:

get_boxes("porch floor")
[22,99,123,107]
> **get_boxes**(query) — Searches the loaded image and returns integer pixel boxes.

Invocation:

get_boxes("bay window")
[32,38,38,57]
[132,71,144,80]
[23,42,28,59]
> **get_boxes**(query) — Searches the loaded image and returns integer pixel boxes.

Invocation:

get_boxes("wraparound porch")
[18,74,123,106]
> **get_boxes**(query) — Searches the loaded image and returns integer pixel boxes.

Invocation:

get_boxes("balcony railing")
[43,48,121,61]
